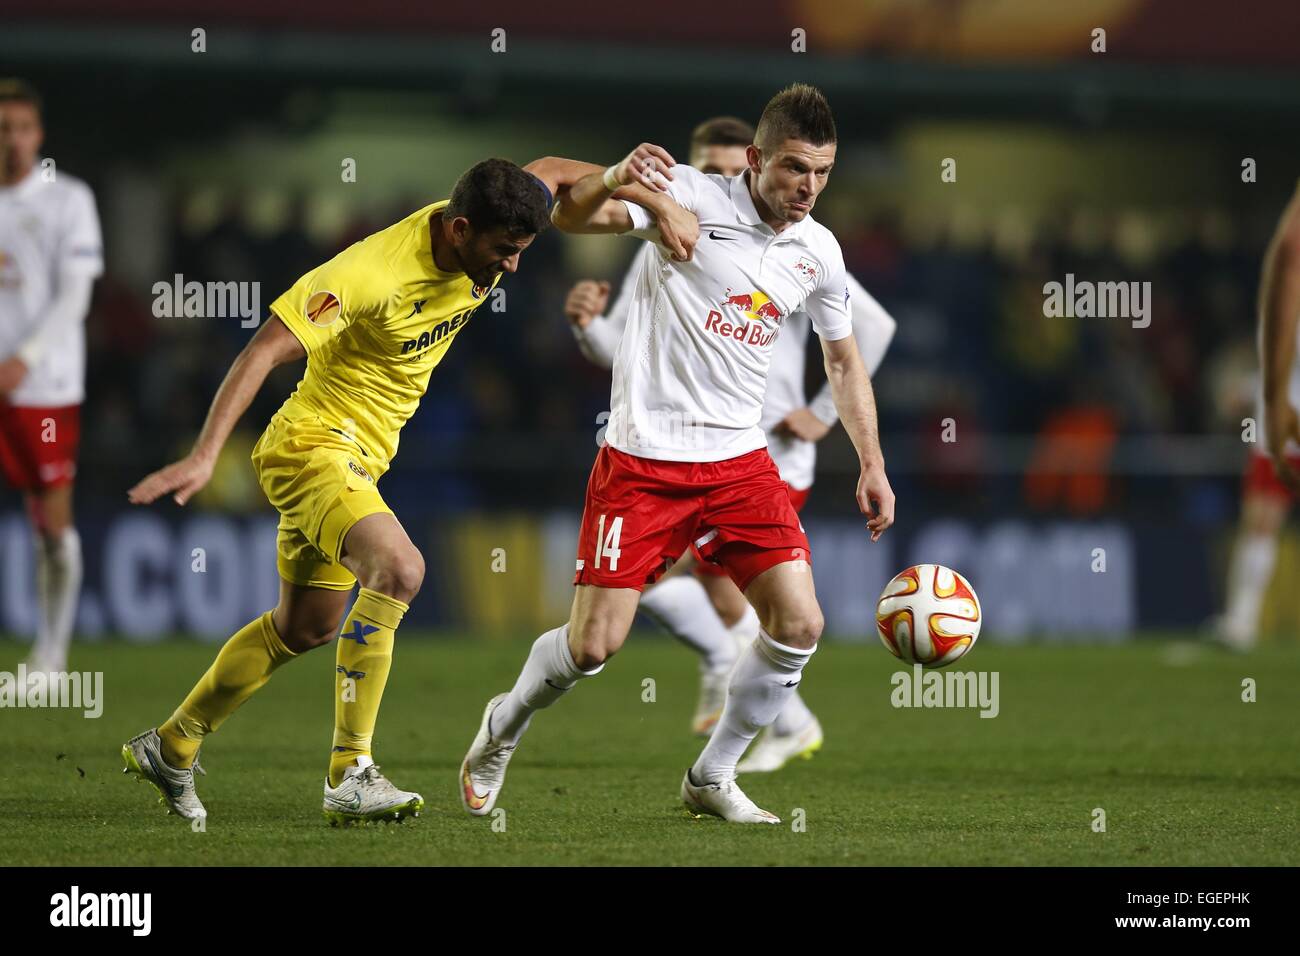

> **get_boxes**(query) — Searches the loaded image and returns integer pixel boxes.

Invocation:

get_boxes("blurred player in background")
[1220,180,1300,651]
[0,79,102,675]
[462,84,895,824]
[565,115,897,773]
[122,152,690,826]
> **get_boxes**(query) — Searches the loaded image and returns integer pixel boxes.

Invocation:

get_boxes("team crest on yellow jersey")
[471,283,491,299]
[306,291,341,326]
[347,460,373,482]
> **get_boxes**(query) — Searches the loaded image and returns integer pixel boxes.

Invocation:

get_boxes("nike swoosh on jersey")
[708,231,735,241]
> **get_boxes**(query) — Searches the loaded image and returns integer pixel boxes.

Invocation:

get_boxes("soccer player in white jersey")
[1220,180,1300,650]
[0,80,102,673]
[566,116,897,772]
[461,84,895,823]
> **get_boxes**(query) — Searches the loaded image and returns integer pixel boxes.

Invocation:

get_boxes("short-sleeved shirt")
[613,165,852,462]
[0,163,103,406]
[269,199,499,467]
[580,259,894,489]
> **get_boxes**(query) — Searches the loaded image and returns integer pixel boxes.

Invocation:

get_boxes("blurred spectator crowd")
[77,184,1275,524]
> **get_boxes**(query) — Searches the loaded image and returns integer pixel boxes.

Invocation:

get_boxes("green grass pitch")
[2,634,1297,866]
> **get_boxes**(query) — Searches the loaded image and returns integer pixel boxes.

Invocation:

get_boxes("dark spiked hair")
[445,158,552,237]
[754,83,836,152]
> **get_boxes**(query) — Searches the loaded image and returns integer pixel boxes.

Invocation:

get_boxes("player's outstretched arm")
[127,316,306,506]
[523,154,659,225]
[822,333,895,541]
[549,144,698,260]
[1260,181,1300,493]
[545,142,673,227]
[523,156,604,203]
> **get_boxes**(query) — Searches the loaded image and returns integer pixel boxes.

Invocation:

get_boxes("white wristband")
[602,165,622,192]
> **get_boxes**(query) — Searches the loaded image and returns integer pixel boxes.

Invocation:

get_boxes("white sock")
[639,576,737,674]
[727,605,760,658]
[1222,532,1277,648]
[491,624,603,745]
[691,629,814,784]
[772,688,816,737]
[32,528,82,670]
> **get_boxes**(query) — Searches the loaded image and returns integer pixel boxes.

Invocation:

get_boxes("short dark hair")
[754,83,835,152]
[0,78,42,117]
[689,116,754,152]
[445,158,551,238]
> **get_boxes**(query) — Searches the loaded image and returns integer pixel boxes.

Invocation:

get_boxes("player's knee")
[769,609,823,650]
[286,623,338,652]
[1245,507,1282,536]
[23,497,48,536]
[360,547,425,603]
[571,618,625,670]
[572,639,617,671]
[274,612,339,652]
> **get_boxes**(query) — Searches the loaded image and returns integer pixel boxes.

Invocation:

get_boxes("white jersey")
[0,162,103,406]
[612,166,853,462]
[574,247,896,488]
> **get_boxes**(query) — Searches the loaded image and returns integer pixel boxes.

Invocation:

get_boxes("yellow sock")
[158,611,296,768]
[329,587,408,787]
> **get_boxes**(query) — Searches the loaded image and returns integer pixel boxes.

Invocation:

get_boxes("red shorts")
[1244,451,1300,501]
[573,446,811,592]
[0,402,80,491]
[692,483,811,578]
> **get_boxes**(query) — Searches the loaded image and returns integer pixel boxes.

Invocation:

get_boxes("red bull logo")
[722,290,754,312]
[710,288,783,346]
[706,287,784,347]
[719,288,783,325]
[794,257,818,283]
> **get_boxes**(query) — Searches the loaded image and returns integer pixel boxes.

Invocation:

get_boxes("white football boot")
[691,667,731,736]
[459,693,516,816]
[681,769,780,824]
[1207,614,1255,654]
[323,755,423,826]
[121,728,207,822]
[737,716,824,774]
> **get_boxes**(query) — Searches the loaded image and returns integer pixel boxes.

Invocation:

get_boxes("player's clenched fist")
[128,452,215,507]
[654,199,699,263]
[857,459,895,542]
[610,142,701,259]
[564,280,610,328]
[774,407,831,442]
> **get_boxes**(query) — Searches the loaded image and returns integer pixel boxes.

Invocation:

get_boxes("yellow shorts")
[251,413,394,590]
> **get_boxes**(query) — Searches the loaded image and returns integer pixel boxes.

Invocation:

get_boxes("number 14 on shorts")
[594,514,624,571]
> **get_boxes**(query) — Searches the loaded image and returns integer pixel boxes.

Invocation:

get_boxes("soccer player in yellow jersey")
[120,147,691,824]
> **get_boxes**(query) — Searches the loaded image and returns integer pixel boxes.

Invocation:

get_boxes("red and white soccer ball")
[875,565,982,668]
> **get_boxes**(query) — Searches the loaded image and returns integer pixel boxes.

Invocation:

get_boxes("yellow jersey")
[269,199,498,467]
